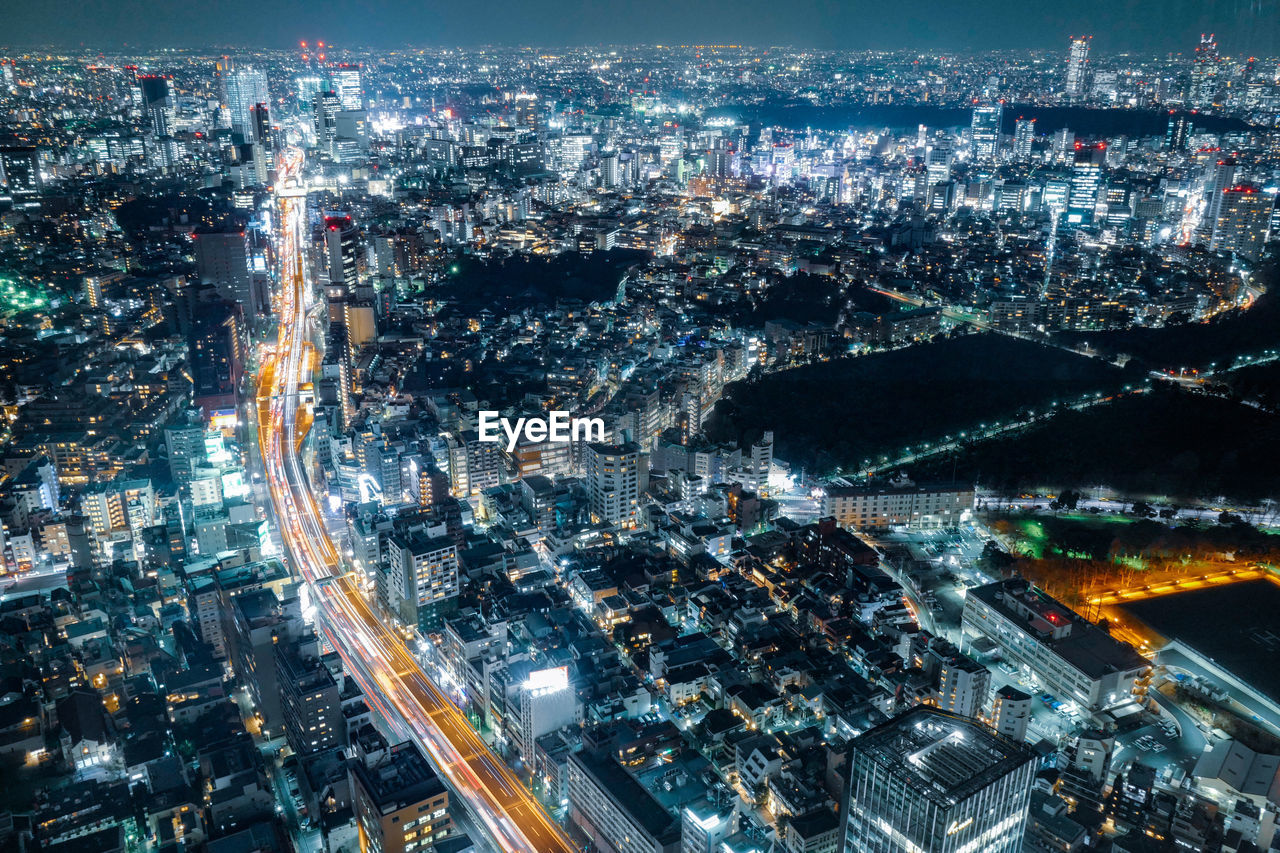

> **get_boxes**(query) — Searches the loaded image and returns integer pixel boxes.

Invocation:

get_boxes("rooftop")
[851,705,1035,807]
[351,740,446,814]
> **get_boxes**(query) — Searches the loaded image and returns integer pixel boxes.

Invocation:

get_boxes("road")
[256,148,576,853]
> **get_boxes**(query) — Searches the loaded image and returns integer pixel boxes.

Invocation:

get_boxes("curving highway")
[256,148,577,853]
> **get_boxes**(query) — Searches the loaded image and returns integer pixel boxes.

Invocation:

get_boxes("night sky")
[2,0,1280,53]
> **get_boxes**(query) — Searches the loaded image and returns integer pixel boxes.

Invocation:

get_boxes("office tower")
[194,226,257,313]
[331,64,364,111]
[0,147,41,197]
[333,110,370,162]
[314,90,341,155]
[1191,33,1220,109]
[1013,118,1035,160]
[350,741,452,853]
[230,584,304,736]
[1051,128,1075,162]
[249,102,272,153]
[514,91,539,128]
[1211,184,1271,261]
[1166,114,1192,152]
[970,103,1002,161]
[584,442,643,527]
[324,215,361,292]
[138,75,171,138]
[925,140,952,186]
[222,66,269,142]
[1065,36,1091,99]
[1067,143,1105,225]
[841,706,1036,853]
[296,75,323,111]
[1196,157,1236,246]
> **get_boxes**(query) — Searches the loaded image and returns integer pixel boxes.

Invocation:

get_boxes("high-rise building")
[314,90,341,155]
[841,705,1036,853]
[1013,118,1035,160]
[748,430,773,495]
[324,215,361,292]
[1196,158,1236,246]
[1191,33,1220,109]
[514,91,539,129]
[222,66,269,142]
[510,666,580,762]
[1166,113,1193,152]
[922,637,991,719]
[331,64,364,111]
[925,140,952,187]
[194,226,259,315]
[164,409,207,486]
[584,442,644,527]
[138,75,171,139]
[1067,143,1106,225]
[970,103,1002,161]
[1065,36,1091,99]
[0,147,41,197]
[1211,184,1271,261]
[276,634,345,756]
[385,533,459,631]
[296,75,323,111]
[188,301,245,414]
[350,740,451,853]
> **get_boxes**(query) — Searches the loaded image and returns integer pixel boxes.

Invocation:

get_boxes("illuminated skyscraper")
[1065,36,1091,99]
[1191,34,1220,109]
[1196,158,1236,246]
[139,75,171,138]
[194,225,257,313]
[1013,118,1035,160]
[324,214,361,292]
[0,146,41,197]
[1067,143,1106,225]
[1166,113,1192,152]
[296,75,323,110]
[970,103,1002,161]
[222,66,269,142]
[925,140,952,186]
[331,64,364,111]
[1211,184,1271,261]
[841,706,1036,853]
[314,90,341,155]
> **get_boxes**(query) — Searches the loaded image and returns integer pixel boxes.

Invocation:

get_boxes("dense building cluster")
[0,35,1277,853]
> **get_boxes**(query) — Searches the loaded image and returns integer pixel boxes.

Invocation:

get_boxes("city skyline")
[1,16,1280,853]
